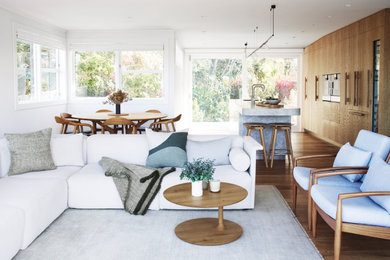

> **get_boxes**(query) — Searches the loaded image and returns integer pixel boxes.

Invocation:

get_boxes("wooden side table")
[163,182,248,246]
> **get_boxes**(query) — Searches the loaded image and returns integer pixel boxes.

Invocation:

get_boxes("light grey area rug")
[15,186,322,260]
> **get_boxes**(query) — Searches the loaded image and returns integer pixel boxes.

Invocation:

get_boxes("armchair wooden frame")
[55,116,95,135]
[101,117,137,134]
[312,170,390,260]
[150,114,181,133]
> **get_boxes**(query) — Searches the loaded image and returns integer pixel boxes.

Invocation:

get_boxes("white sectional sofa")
[0,133,261,259]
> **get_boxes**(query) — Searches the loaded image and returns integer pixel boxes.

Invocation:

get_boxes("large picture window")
[16,39,65,104]
[73,50,164,98]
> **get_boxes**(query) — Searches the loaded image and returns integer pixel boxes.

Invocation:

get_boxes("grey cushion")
[187,137,231,165]
[4,128,56,175]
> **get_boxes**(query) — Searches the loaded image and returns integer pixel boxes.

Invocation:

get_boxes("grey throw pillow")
[4,128,56,175]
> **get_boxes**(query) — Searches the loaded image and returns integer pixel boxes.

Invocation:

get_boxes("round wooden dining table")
[71,112,167,134]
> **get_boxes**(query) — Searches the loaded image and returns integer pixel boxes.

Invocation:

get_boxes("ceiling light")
[328,15,332,19]
[345,3,352,7]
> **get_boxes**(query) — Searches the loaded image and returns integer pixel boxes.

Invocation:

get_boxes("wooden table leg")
[217,206,224,231]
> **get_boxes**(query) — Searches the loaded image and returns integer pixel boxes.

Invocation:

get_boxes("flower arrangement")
[103,89,132,105]
[180,158,215,182]
[275,79,296,100]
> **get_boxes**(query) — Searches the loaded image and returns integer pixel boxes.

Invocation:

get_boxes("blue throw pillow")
[145,129,188,168]
[333,142,372,182]
[360,156,390,214]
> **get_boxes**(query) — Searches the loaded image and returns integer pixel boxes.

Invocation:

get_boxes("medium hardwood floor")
[256,132,390,260]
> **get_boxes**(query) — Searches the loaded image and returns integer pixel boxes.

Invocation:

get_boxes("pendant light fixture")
[245,5,276,58]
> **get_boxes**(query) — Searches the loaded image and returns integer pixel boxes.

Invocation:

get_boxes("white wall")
[66,30,176,117]
[0,8,67,135]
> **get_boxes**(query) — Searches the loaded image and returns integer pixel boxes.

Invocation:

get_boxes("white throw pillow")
[187,137,231,165]
[229,147,250,172]
[51,134,85,167]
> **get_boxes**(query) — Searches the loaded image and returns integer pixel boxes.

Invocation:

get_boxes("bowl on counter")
[265,99,281,105]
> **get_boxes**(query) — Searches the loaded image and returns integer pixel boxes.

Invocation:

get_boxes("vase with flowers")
[180,158,215,197]
[103,89,132,115]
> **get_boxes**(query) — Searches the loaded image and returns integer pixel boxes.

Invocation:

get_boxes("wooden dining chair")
[60,112,84,134]
[150,114,181,133]
[101,117,137,134]
[94,109,113,133]
[137,109,162,134]
[55,116,95,135]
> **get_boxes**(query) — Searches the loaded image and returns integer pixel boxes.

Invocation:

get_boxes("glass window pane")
[192,58,242,122]
[121,51,163,71]
[75,51,116,97]
[41,47,57,68]
[122,73,162,98]
[17,40,35,102]
[247,57,298,106]
[41,72,57,100]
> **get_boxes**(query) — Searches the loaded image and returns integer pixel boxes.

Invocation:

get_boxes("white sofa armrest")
[243,136,262,175]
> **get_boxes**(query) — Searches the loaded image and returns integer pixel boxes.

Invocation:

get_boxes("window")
[16,39,66,104]
[73,50,164,98]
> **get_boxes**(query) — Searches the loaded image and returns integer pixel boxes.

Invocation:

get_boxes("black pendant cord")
[246,5,276,58]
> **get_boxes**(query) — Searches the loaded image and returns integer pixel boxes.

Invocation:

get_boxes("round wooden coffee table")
[163,182,248,246]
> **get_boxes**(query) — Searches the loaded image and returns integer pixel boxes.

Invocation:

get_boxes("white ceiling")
[0,0,389,48]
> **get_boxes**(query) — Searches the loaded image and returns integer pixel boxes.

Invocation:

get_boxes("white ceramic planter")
[191,181,203,197]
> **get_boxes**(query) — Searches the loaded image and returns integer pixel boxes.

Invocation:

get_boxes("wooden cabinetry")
[302,9,390,146]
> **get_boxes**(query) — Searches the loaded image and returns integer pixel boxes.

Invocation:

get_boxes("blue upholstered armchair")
[292,130,390,230]
[311,156,390,260]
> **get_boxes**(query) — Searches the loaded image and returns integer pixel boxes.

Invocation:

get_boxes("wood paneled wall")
[302,9,390,146]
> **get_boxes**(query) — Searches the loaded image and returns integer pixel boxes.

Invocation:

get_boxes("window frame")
[69,46,168,104]
[13,25,66,110]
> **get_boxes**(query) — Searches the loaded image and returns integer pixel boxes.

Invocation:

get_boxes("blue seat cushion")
[333,142,372,182]
[293,166,362,191]
[361,156,390,214]
[311,184,390,227]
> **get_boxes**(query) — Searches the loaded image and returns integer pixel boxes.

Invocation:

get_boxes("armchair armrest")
[294,153,337,167]
[313,169,368,185]
[335,191,390,228]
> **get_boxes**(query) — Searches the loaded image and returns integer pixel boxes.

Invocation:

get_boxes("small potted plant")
[180,158,215,197]
[103,89,132,115]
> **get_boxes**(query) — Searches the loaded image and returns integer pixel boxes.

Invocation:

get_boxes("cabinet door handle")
[304,77,308,99]
[367,70,370,108]
[353,72,357,106]
[345,72,350,105]
[349,111,366,117]
[315,76,319,101]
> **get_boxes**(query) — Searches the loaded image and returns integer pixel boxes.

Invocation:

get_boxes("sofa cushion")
[311,184,390,227]
[4,128,56,176]
[145,129,188,167]
[360,156,390,214]
[8,166,81,181]
[87,135,149,164]
[293,166,362,191]
[0,204,24,260]
[229,147,250,171]
[159,165,251,209]
[187,137,231,165]
[51,134,85,167]
[0,178,67,248]
[0,138,11,177]
[67,163,161,210]
[333,142,372,182]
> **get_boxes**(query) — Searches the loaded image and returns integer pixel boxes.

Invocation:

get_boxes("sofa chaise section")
[0,204,24,260]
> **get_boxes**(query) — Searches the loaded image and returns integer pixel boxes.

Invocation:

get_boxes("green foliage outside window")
[75,51,115,97]
[192,59,242,122]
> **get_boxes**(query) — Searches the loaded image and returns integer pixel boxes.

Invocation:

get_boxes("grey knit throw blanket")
[99,157,175,215]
